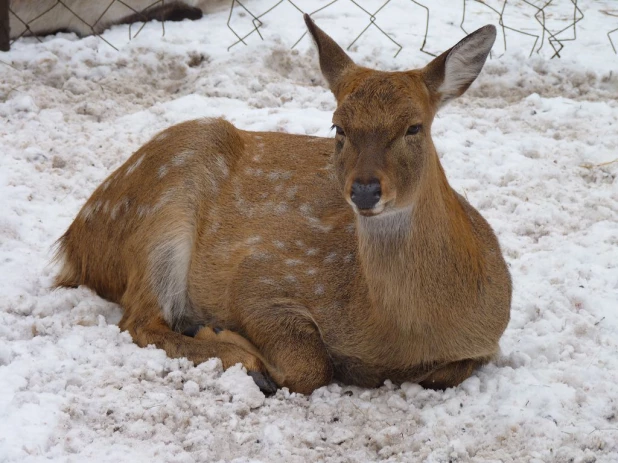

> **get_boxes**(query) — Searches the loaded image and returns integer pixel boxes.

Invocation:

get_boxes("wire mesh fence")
[225,0,617,58]
[4,0,205,51]
[1,0,617,56]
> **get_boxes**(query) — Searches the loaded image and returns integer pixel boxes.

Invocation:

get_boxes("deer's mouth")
[353,200,392,218]
[357,206,384,217]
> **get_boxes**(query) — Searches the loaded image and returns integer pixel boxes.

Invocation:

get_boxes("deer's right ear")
[304,14,356,98]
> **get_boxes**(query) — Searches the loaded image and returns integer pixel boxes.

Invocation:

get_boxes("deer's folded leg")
[236,299,334,395]
[119,292,275,393]
[419,356,494,390]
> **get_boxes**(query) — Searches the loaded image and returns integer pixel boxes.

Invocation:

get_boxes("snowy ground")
[1,1,617,461]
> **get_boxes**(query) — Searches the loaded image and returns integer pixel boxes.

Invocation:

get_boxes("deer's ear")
[304,14,357,98]
[422,25,496,107]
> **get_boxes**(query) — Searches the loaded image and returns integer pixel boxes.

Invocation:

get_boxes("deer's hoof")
[248,370,278,396]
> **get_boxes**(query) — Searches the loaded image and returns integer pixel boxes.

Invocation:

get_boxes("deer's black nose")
[351,179,381,210]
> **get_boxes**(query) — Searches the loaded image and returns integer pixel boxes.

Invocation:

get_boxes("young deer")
[55,16,511,395]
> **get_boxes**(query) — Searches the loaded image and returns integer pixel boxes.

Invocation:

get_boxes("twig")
[580,159,618,169]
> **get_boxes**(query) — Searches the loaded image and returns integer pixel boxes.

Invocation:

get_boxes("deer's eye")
[406,124,422,136]
[332,125,346,137]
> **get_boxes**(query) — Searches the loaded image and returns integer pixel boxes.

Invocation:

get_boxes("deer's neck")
[356,159,482,329]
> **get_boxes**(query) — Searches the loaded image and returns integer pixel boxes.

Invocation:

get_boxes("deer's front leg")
[235,297,333,395]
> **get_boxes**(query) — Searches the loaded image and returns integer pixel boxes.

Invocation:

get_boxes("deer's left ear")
[422,25,496,107]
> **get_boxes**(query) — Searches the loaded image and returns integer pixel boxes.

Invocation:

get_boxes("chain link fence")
[225,0,617,58]
[2,0,203,51]
[1,0,617,56]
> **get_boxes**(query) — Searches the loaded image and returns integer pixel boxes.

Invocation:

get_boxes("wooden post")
[0,0,9,51]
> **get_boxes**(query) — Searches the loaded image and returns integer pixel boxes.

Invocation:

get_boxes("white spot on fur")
[158,165,169,178]
[286,186,298,200]
[324,252,337,263]
[315,284,325,295]
[306,268,317,276]
[246,236,262,245]
[245,167,263,177]
[88,200,103,217]
[299,204,312,215]
[111,203,121,220]
[79,203,94,221]
[101,178,112,191]
[251,251,272,261]
[155,131,169,141]
[344,253,354,263]
[152,189,176,213]
[121,197,130,213]
[136,204,151,218]
[172,150,194,167]
[214,155,229,178]
[205,169,218,192]
[267,171,292,181]
[275,203,289,215]
[285,259,303,266]
[259,277,276,286]
[307,217,333,233]
[125,154,145,176]
[300,202,332,231]
[305,248,318,256]
[150,226,193,328]
[273,240,286,249]
[210,221,221,234]
[284,275,297,284]
[252,142,265,162]
[233,182,254,218]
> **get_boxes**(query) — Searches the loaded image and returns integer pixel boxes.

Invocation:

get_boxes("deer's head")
[305,15,496,217]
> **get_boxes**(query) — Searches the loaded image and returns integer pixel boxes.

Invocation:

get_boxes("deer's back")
[58,118,359,314]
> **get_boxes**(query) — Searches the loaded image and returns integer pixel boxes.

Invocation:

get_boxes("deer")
[9,0,208,40]
[54,15,512,395]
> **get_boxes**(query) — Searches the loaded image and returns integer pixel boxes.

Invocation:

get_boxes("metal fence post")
[0,0,9,51]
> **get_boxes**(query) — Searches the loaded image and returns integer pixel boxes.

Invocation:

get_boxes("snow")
[1,0,617,461]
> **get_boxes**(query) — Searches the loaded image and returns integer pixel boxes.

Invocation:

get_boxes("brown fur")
[54,17,511,394]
